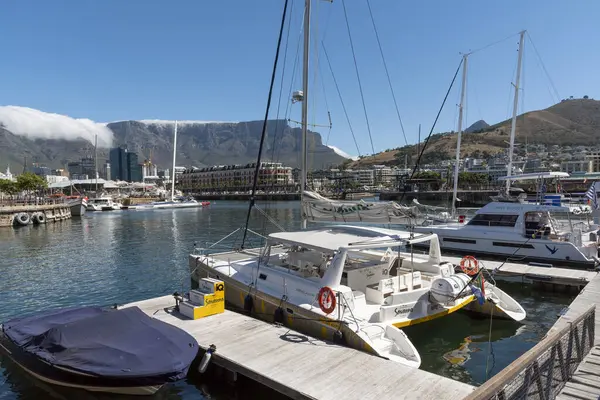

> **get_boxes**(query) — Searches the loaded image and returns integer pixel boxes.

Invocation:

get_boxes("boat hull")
[413,230,597,268]
[189,255,384,356]
[0,331,162,395]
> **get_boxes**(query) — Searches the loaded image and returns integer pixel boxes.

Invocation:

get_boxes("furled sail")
[302,191,418,224]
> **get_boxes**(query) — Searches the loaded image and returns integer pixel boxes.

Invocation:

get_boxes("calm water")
[0,201,575,398]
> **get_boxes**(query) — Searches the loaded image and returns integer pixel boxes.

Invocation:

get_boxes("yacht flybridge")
[414,201,600,268]
[190,225,525,367]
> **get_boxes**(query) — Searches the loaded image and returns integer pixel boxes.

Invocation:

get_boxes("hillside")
[0,117,345,171]
[350,98,600,168]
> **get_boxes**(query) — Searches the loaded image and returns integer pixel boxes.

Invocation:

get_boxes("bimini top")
[268,225,437,253]
[497,171,570,181]
[2,306,198,381]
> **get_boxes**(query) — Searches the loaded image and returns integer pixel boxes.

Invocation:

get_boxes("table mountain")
[0,118,346,171]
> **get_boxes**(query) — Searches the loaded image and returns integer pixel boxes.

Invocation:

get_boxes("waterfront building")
[179,162,293,192]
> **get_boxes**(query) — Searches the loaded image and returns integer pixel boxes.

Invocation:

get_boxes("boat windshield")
[467,213,519,227]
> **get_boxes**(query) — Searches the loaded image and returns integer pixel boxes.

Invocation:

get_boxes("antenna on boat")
[506,30,526,194]
[451,53,469,218]
[171,121,178,201]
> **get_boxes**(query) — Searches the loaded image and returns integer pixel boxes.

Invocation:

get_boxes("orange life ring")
[459,255,479,276]
[317,286,336,314]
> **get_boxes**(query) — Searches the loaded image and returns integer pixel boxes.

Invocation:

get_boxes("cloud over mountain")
[0,106,113,147]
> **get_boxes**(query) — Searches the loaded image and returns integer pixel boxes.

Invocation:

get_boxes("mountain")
[465,120,489,133]
[0,116,346,171]
[349,98,600,168]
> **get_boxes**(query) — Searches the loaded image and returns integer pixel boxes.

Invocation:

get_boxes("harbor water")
[0,201,575,399]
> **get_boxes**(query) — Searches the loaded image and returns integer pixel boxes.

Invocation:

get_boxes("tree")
[584,95,589,99]
[0,179,18,195]
[16,172,48,193]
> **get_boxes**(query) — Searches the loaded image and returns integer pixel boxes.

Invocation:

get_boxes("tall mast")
[300,0,311,229]
[94,134,98,193]
[171,121,178,201]
[506,30,526,192]
[451,54,468,217]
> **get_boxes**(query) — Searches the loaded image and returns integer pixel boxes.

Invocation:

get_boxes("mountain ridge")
[349,98,600,168]
[0,117,346,172]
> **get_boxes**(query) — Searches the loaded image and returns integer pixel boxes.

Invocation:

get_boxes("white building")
[46,175,69,184]
[0,166,14,181]
[561,160,592,174]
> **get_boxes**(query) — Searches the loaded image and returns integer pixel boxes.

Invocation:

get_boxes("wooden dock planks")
[552,274,600,399]
[123,295,474,400]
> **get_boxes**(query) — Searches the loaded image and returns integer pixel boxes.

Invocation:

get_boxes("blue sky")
[0,0,598,157]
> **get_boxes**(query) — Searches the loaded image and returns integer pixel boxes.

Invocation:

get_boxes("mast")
[300,0,311,229]
[417,124,421,173]
[171,121,178,201]
[506,30,526,192]
[94,134,98,193]
[451,54,468,217]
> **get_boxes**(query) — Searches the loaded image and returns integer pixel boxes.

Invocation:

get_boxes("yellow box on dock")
[179,278,225,320]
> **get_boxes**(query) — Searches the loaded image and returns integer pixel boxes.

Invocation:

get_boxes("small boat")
[0,306,198,395]
[86,196,121,212]
[66,196,87,217]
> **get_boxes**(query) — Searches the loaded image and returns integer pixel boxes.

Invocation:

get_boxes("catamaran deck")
[122,295,474,400]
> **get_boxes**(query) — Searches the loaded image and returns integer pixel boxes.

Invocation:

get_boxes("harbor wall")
[0,204,71,227]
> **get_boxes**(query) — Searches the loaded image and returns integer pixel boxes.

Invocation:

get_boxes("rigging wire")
[269,0,295,164]
[399,58,463,204]
[241,0,289,248]
[526,31,560,103]
[322,42,361,157]
[365,0,408,146]
[341,0,375,155]
[469,31,519,57]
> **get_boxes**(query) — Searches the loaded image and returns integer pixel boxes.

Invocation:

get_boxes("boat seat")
[366,276,400,303]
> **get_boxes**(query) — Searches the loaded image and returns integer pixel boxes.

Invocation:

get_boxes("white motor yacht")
[414,202,600,268]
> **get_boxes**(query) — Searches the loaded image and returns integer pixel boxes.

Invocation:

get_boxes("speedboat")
[136,197,210,211]
[414,202,600,268]
[189,225,525,368]
[0,306,198,395]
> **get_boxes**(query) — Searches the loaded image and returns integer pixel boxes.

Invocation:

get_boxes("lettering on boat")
[394,306,414,316]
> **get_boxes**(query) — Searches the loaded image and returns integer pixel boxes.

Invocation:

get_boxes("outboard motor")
[430,273,471,304]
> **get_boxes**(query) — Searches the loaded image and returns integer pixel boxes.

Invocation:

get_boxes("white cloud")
[0,106,113,147]
[327,145,358,160]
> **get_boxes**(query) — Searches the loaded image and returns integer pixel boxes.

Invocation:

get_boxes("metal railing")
[464,304,595,400]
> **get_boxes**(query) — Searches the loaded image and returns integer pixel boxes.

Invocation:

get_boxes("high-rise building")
[103,162,111,180]
[109,147,128,181]
[127,152,142,182]
[81,156,96,179]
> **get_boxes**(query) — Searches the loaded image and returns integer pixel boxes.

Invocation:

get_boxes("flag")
[585,182,598,210]
[470,285,485,305]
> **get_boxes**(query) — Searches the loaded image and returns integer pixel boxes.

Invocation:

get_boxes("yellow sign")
[180,278,225,320]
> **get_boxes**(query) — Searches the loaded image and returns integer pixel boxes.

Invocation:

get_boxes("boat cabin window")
[467,214,519,227]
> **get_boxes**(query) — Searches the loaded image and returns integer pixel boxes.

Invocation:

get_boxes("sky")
[0,0,598,157]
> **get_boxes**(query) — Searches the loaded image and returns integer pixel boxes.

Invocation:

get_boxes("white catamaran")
[189,0,526,368]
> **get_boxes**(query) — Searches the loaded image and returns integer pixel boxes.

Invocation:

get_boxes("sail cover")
[3,306,198,381]
[302,191,418,224]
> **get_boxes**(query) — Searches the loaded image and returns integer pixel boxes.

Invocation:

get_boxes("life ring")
[317,286,336,314]
[15,212,30,226]
[459,255,479,276]
[32,212,46,224]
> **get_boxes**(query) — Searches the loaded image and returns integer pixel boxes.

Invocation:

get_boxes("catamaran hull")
[465,282,527,321]
[188,255,380,354]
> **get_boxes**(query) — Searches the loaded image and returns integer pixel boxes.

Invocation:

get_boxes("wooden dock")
[123,295,474,400]
[552,274,600,399]
[444,255,597,291]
